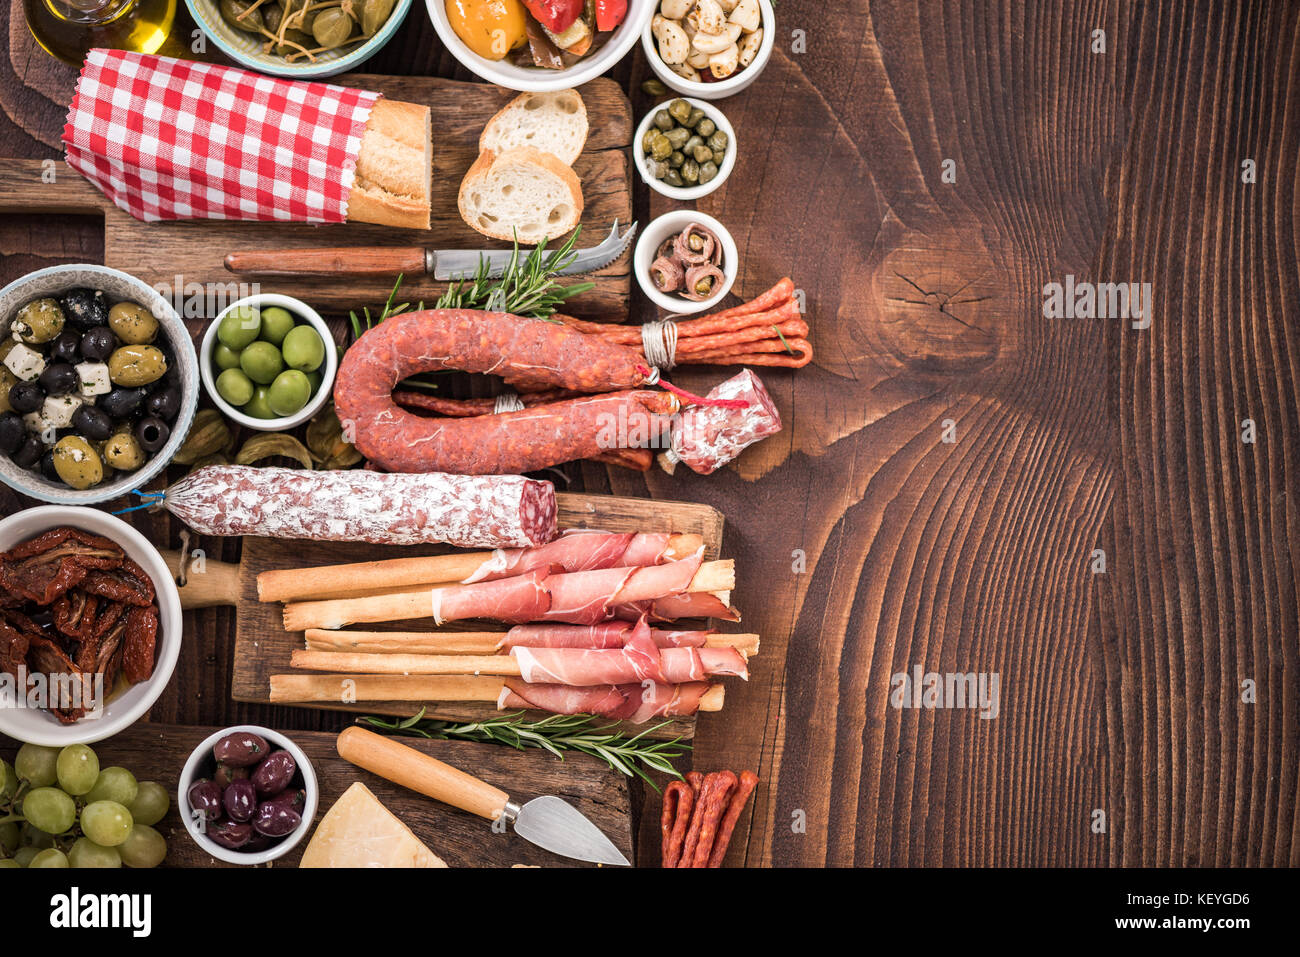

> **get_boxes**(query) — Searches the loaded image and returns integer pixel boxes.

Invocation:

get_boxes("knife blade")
[336,726,630,867]
[222,220,637,281]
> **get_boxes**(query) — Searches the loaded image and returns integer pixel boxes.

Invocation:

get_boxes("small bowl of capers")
[0,264,199,504]
[635,96,737,200]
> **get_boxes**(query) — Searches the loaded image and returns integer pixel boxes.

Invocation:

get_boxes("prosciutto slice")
[499,679,712,722]
[510,615,746,686]
[430,550,709,626]
[497,622,713,650]
[615,591,740,622]
[462,532,681,584]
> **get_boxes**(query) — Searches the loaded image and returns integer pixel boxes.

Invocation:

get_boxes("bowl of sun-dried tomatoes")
[0,506,181,746]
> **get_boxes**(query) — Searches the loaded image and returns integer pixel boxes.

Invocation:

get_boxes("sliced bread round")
[458,147,585,244]
[478,90,589,167]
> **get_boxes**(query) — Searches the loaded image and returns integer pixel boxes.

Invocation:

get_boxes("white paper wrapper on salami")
[661,370,783,475]
[160,466,557,548]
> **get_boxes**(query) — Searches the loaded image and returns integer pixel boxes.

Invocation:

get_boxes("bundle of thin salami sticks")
[263,531,757,723]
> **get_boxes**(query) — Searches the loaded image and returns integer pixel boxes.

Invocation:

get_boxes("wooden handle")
[158,549,241,610]
[224,247,427,277]
[337,726,511,822]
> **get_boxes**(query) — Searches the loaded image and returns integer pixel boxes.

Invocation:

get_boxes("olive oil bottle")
[25,0,186,65]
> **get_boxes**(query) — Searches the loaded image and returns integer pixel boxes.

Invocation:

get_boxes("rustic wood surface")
[0,723,635,867]
[228,492,725,740]
[2,2,1298,870]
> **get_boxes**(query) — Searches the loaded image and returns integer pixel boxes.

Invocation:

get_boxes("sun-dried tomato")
[0,527,124,605]
[53,590,99,641]
[0,618,30,680]
[0,527,121,564]
[79,558,154,607]
[121,606,157,684]
[25,634,92,724]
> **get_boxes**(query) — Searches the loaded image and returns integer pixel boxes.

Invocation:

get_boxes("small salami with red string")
[660,369,783,475]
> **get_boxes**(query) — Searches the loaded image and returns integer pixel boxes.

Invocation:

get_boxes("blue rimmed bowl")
[186,0,413,79]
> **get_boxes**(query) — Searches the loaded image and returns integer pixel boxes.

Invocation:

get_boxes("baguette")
[347,98,432,231]
[458,146,584,243]
[479,90,589,166]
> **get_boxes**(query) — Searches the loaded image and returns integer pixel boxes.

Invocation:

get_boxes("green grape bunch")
[0,743,170,869]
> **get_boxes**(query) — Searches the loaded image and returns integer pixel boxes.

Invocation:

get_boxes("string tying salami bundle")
[340,279,809,476]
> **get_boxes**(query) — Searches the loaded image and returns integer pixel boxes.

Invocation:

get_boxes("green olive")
[239,341,284,386]
[13,298,65,344]
[0,368,15,414]
[312,7,356,49]
[267,370,312,417]
[216,368,255,407]
[107,345,167,387]
[218,305,261,350]
[707,130,729,152]
[698,160,719,185]
[681,159,700,184]
[52,436,103,490]
[220,0,265,34]
[107,301,158,345]
[282,325,325,373]
[213,343,243,371]
[668,99,691,124]
[243,386,275,420]
[258,306,296,347]
[103,431,145,471]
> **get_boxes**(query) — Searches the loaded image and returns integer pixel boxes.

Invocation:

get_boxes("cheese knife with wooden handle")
[336,726,630,867]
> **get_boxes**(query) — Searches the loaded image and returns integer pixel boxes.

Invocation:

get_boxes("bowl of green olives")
[635,96,737,200]
[201,294,336,432]
[187,0,412,78]
[0,264,199,505]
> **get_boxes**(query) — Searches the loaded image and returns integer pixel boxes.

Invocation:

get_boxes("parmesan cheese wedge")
[299,782,447,868]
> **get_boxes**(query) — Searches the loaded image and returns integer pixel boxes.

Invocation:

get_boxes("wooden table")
[1,2,1297,868]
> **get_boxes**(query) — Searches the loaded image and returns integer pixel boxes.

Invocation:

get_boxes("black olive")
[71,405,113,441]
[11,436,42,469]
[39,449,60,482]
[38,363,78,396]
[0,412,22,454]
[144,385,181,422]
[99,386,148,419]
[60,288,109,330]
[8,381,44,414]
[79,326,117,362]
[50,330,82,364]
[135,415,170,454]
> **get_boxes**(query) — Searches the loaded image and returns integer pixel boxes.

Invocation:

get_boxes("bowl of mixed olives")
[635,96,736,200]
[200,294,336,431]
[178,726,319,865]
[0,265,199,504]
[187,0,412,78]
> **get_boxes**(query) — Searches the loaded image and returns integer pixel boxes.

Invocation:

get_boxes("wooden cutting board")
[0,723,634,867]
[173,493,725,740]
[0,75,632,320]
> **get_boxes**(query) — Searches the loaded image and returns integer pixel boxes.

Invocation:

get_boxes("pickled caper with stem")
[220,0,265,34]
[312,7,356,49]
[360,0,397,35]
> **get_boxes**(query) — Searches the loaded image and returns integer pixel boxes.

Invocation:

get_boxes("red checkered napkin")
[62,49,381,223]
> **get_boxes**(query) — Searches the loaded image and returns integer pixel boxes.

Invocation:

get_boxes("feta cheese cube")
[3,342,45,382]
[41,394,82,430]
[76,362,111,398]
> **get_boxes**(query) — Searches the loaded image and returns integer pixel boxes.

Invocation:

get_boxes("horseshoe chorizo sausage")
[335,309,674,475]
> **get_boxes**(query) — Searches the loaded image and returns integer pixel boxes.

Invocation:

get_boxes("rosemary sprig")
[357,709,690,791]
[435,229,595,320]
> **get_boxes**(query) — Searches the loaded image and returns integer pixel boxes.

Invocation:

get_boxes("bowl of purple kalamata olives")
[178,725,318,865]
[0,264,198,504]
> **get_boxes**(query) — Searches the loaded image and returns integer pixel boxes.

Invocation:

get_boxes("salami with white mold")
[160,465,557,548]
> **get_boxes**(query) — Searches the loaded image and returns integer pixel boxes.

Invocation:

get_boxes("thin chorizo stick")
[688,771,737,868]
[660,780,695,868]
[706,770,758,868]
[677,772,711,868]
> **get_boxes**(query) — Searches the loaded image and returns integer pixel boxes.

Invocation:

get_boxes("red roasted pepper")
[595,0,627,31]
[522,0,584,34]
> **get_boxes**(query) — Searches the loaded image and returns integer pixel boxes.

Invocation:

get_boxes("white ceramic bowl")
[200,293,337,432]
[634,211,737,315]
[427,0,654,92]
[0,507,182,747]
[634,97,737,200]
[178,725,319,865]
[642,0,775,100]
[186,0,413,78]
[0,264,199,505]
